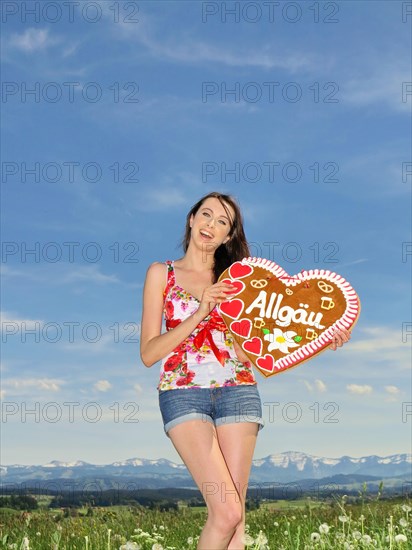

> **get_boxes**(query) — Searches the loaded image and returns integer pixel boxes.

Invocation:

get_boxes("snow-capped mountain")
[1,451,410,486]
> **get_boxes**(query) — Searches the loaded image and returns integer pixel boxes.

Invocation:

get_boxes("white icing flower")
[264,328,300,354]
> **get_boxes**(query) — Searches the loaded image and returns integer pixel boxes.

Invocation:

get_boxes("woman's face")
[189,197,235,249]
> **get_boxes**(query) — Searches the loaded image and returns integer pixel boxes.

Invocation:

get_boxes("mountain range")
[1,451,411,491]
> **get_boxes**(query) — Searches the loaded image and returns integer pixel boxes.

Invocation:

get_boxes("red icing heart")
[221,278,245,295]
[243,337,263,356]
[219,299,244,319]
[229,262,253,279]
[230,319,252,339]
[257,354,275,374]
[217,257,361,378]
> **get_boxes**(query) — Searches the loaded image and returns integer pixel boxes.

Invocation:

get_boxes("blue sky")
[1,0,411,467]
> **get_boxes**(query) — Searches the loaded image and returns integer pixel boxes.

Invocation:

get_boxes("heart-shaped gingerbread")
[217,257,361,377]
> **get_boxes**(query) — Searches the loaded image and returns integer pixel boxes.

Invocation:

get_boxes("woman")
[140,191,350,550]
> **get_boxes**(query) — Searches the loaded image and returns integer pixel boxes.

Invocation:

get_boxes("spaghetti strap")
[163,260,175,298]
[167,260,175,285]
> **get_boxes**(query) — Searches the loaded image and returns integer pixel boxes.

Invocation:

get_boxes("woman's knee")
[207,500,243,532]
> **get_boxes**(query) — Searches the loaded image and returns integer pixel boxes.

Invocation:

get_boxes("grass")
[0,494,410,549]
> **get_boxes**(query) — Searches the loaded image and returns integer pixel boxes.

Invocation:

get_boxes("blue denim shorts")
[158,384,265,438]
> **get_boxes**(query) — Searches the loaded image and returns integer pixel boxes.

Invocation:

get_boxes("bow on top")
[165,314,228,366]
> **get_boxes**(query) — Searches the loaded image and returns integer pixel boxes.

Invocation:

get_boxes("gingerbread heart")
[217,257,361,378]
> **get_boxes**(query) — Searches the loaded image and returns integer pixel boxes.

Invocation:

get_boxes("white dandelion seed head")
[255,531,268,545]
[311,532,321,542]
[119,543,140,550]
[241,533,255,545]
[395,534,408,543]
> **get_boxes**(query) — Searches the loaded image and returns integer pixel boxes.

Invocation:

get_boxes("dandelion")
[319,523,330,534]
[343,543,354,550]
[395,534,408,543]
[21,537,30,550]
[339,515,349,523]
[362,534,372,545]
[399,518,408,527]
[152,544,164,550]
[401,505,411,513]
[187,537,193,545]
[311,532,321,542]
[35,533,41,537]
[254,531,268,546]
[352,530,362,540]
[273,521,279,527]
[241,533,255,546]
[120,543,140,550]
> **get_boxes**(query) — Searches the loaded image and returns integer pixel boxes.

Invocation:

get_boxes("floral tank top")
[157,260,257,391]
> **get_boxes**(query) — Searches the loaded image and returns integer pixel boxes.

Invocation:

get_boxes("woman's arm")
[140,262,237,367]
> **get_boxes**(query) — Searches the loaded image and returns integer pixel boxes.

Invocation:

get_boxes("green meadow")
[0,492,411,549]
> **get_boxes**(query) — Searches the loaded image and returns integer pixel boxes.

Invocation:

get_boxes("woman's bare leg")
[168,419,243,550]
[215,422,259,550]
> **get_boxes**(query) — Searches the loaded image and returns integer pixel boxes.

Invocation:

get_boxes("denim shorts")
[158,384,265,438]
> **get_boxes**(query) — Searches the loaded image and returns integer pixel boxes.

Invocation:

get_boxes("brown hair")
[179,191,250,283]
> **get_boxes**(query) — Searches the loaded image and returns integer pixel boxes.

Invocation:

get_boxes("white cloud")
[301,379,327,393]
[8,28,58,52]
[341,326,410,367]
[0,310,44,332]
[1,264,121,286]
[347,384,373,395]
[3,378,63,392]
[343,62,410,113]
[315,379,327,392]
[94,380,112,392]
[384,385,400,395]
[116,14,325,73]
[134,384,143,394]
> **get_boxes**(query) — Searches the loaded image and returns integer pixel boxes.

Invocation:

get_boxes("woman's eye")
[219,220,227,225]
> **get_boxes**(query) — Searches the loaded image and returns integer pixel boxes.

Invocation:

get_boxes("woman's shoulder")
[143,261,171,294]
[146,260,169,277]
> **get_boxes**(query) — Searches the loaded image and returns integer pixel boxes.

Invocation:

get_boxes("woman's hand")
[328,327,351,350]
[197,281,237,318]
